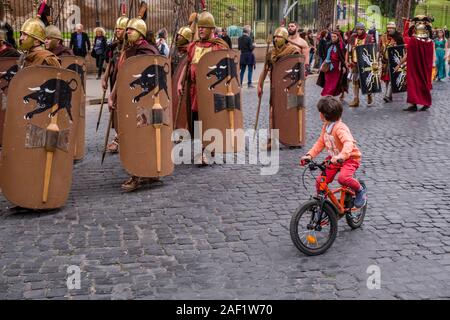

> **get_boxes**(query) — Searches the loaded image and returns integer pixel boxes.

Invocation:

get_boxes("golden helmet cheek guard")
[127,29,142,44]
[115,28,126,41]
[46,38,59,51]
[273,36,287,49]
[19,33,37,51]
[176,35,189,47]
[273,27,289,48]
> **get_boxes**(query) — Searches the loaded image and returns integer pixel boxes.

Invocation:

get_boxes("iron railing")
[5,0,195,45]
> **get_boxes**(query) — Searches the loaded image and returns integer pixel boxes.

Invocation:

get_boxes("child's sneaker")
[354,185,367,208]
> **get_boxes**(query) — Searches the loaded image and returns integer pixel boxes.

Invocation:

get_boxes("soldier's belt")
[214,93,241,113]
[25,124,70,152]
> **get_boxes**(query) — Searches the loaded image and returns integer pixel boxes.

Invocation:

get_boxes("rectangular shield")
[356,44,382,95]
[388,45,407,94]
[196,50,244,153]
[0,66,82,209]
[116,54,174,178]
[271,54,306,147]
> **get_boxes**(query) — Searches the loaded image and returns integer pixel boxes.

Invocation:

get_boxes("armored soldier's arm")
[108,83,118,110]
[177,64,188,95]
[102,63,111,90]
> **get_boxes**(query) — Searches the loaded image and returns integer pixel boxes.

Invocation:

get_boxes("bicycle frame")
[317,170,356,216]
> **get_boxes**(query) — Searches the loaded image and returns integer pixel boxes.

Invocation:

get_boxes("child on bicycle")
[300,96,367,208]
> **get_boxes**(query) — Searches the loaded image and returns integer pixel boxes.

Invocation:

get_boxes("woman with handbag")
[317,31,348,98]
[92,27,107,79]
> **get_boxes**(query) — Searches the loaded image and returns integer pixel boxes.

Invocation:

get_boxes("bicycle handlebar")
[303,158,344,171]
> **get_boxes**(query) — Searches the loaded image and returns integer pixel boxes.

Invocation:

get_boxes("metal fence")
[4,0,195,44]
[5,0,450,47]
[334,0,449,32]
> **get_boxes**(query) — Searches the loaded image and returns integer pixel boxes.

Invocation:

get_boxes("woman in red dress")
[317,32,348,99]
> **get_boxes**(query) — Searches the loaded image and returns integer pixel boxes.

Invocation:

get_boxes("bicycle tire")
[345,180,367,229]
[290,200,338,256]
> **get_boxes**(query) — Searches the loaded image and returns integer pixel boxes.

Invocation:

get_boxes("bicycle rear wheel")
[345,180,367,229]
[290,200,338,256]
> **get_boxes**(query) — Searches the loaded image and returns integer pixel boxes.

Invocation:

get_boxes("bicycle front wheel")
[290,200,338,256]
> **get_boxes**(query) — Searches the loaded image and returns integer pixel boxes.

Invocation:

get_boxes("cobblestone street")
[1,66,450,300]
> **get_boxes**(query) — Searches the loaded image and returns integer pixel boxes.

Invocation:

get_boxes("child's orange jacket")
[307,121,361,161]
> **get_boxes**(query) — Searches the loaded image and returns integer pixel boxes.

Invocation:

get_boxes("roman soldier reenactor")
[177,10,229,164]
[103,9,129,154]
[0,29,19,57]
[44,25,73,57]
[171,26,193,131]
[171,26,194,76]
[345,22,374,107]
[379,22,404,102]
[397,17,435,112]
[257,27,301,150]
[108,13,161,192]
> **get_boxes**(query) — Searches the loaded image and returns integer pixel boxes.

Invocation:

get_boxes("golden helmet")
[178,26,194,42]
[45,25,63,41]
[415,23,429,38]
[197,11,216,28]
[126,17,147,37]
[116,15,129,30]
[21,17,46,43]
[412,15,431,23]
[273,27,289,41]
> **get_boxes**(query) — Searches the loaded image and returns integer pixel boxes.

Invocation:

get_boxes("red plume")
[38,0,47,17]
[200,0,206,10]
[120,1,127,16]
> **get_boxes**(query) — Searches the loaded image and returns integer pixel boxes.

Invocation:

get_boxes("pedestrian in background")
[307,30,316,66]
[434,29,448,81]
[156,28,169,57]
[318,30,328,66]
[70,24,91,58]
[92,27,107,80]
[238,25,255,88]
[221,27,232,49]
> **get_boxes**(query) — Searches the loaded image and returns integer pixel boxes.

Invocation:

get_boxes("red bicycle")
[290,159,367,256]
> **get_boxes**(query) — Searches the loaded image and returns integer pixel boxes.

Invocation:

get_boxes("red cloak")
[406,37,434,106]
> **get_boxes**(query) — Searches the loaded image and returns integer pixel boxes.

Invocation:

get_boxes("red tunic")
[406,37,434,106]
[187,40,228,112]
